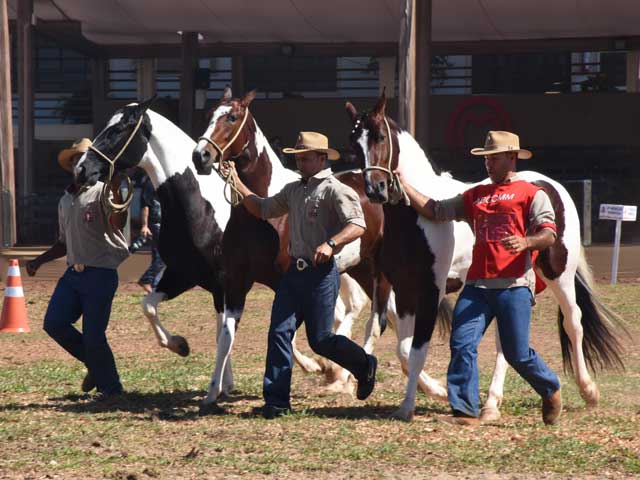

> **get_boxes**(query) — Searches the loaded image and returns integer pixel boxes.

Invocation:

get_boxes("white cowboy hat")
[282,131,340,161]
[470,131,532,160]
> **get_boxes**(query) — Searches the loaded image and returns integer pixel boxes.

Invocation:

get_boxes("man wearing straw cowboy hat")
[395,131,562,426]
[225,131,377,419]
[26,138,130,402]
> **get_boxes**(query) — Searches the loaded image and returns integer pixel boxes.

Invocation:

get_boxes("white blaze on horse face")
[357,128,371,182]
[196,105,231,153]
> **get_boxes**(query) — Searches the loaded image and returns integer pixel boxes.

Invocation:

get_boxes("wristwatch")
[326,239,337,249]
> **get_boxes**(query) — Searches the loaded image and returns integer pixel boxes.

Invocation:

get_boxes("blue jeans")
[139,223,165,288]
[447,285,560,417]
[263,259,369,408]
[43,267,123,395]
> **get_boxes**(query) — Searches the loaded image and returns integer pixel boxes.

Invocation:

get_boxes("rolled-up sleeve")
[58,199,66,245]
[434,194,467,222]
[529,190,557,236]
[333,183,366,230]
[260,185,290,219]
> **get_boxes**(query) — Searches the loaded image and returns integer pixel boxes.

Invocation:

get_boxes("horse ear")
[137,95,157,114]
[240,90,257,107]
[373,90,387,118]
[345,102,358,124]
[222,85,233,101]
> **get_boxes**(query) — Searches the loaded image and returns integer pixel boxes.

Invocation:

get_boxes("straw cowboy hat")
[470,131,532,160]
[58,138,92,172]
[283,131,340,161]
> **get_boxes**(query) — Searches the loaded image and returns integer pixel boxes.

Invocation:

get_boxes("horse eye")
[228,114,237,122]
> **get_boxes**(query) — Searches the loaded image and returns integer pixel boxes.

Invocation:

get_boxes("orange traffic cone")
[0,259,30,333]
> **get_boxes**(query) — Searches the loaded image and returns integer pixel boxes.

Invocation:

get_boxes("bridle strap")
[197,108,252,207]
[87,113,145,215]
[362,117,409,206]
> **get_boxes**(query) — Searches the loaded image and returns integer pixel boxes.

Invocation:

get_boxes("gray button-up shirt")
[58,181,130,269]
[260,168,366,260]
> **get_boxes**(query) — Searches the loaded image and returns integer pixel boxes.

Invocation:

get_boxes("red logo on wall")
[445,97,513,149]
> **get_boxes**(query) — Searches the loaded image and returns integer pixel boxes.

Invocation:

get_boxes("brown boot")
[438,413,481,426]
[542,389,562,425]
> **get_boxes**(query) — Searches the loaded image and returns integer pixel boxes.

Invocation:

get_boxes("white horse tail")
[557,247,628,374]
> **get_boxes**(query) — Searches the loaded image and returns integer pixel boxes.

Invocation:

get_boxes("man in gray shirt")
[27,139,130,401]
[227,131,377,419]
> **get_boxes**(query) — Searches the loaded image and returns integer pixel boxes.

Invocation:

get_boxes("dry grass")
[0,281,638,479]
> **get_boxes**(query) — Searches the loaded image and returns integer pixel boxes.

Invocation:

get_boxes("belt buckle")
[73,263,85,272]
[296,258,309,271]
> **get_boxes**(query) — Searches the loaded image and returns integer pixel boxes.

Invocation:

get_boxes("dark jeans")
[138,223,165,288]
[43,267,123,394]
[447,285,560,417]
[263,259,369,408]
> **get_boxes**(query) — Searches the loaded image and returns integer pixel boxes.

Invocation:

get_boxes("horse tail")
[436,296,453,340]
[557,247,628,374]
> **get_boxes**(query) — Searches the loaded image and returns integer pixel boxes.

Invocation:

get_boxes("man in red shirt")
[396,131,562,426]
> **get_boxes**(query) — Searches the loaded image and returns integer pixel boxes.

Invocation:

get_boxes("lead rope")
[88,114,145,215]
[362,117,410,206]
[197,109,251,207]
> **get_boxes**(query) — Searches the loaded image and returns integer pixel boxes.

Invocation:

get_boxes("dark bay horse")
[192,88,453,405]
[346,93,625,421]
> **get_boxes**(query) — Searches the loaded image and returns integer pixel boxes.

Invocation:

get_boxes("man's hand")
[140,225,152,238]
[313,242,334,266]
[501,235,529,254]
[26,259,40,277]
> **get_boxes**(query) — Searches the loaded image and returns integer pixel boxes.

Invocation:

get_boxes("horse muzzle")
[192,149,214,175]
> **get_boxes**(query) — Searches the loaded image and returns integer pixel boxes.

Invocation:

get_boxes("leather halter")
[361,117,409,206]
[87,113,145,214]
[197,108,252,206]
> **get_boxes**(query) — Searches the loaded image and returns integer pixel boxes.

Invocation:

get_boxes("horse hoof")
[199,402,225,416]
[322,380,353,396]
[171,336,190,357]
[580,383,600,408]
[390,408,414,422]
[480,406,501,422]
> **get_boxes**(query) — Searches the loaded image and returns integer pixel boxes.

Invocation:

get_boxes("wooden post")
[17,0,33,200]
[91,58,107,135]
[0,0,16,247]
[179,32,198,136]
[398,0,415,134]
[414,0,432,152]
[137,58,156,100]
[626,51,640,93]
[231,55,244,96]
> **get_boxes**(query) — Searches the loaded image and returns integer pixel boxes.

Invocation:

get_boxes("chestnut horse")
[192,88,454,406]
[346,93,625,421]
[74,100,371,413]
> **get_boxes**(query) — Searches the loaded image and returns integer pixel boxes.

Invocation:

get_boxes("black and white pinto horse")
[75,100,368,409]
[192,88,460,405]
[347,94,625,421]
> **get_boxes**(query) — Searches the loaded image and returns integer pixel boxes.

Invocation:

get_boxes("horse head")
[75,98,155,186]
[346,91,401,204]
[193,87,257,176]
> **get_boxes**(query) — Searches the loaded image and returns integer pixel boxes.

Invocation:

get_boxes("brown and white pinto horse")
[192,88,453,408]
[347,93,625,421]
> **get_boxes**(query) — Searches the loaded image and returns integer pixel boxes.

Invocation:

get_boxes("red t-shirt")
[462,180,556,282]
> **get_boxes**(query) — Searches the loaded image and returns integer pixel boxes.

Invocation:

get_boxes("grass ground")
[0,281,638,479]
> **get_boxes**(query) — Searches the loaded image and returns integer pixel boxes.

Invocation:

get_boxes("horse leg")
[481,327,508,422]
[141,269,193,356]
[362,273,391,354]
[213,292,234,396]
[545,273,599,407]
[392,288,441,422]
[200,288,246,414]
[387,292,448,403]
